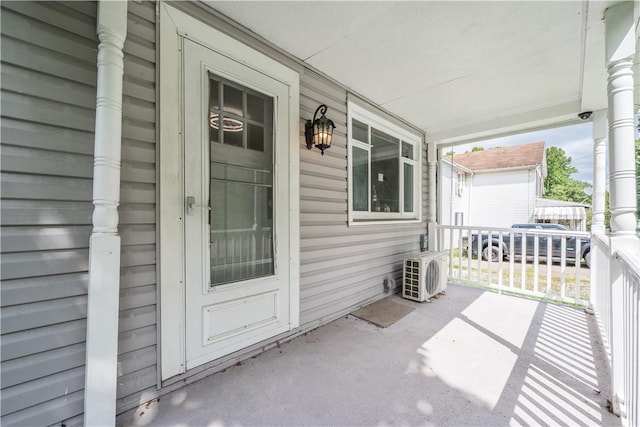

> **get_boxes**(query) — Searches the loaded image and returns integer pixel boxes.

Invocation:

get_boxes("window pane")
[402,141,413,159]
[371,128,399,212]
[352,119,368,143]
[404,163,414,213]
[223,84,244,117]
[352,147,368,211]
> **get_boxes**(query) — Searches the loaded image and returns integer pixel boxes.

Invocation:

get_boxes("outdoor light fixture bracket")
[305,104,335,155]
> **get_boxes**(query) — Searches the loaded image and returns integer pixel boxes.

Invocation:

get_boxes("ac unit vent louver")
[402,252,446,302]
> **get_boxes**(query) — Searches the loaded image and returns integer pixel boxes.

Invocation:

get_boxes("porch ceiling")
[204,1,619,145]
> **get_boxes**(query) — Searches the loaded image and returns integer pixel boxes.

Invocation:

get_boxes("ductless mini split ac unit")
[402,251,447,302]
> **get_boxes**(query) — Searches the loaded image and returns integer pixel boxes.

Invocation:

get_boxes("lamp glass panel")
[313,120,330,147]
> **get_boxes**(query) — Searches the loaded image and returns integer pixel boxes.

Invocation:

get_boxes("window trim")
[347,102,422,225]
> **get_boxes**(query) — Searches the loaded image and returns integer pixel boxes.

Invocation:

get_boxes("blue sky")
[451,122,595,184]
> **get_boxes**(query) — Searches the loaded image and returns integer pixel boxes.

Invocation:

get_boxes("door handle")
[186,196,211,215]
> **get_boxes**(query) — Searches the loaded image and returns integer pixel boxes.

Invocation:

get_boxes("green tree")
[605,191,611,229]
[471,146,484,152]
[543,147,591,204]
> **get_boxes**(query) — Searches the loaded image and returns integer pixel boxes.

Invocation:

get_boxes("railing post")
[605,1,639,418]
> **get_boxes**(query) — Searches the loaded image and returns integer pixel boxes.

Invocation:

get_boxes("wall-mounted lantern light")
[305,104,335,155]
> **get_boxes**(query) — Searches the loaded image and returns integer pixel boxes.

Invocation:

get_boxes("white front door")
[183,39,293,369]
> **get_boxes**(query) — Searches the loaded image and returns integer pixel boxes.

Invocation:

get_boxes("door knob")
[186,196,211,215]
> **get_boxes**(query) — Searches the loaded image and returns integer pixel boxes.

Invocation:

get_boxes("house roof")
[451,141,545,171]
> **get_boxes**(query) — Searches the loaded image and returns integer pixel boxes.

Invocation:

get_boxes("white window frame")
[347,102,422,224]
[456,172,465,196]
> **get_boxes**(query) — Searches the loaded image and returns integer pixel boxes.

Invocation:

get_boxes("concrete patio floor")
[118,284,619,426]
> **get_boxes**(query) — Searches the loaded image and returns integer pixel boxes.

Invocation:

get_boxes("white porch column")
[84,1,127,425]
[605,1,638,418]
[428,141,438,251]
[590,110,607,307]
[591,110,607,235]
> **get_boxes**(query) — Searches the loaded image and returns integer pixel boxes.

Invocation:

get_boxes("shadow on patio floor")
[118,284,618,426]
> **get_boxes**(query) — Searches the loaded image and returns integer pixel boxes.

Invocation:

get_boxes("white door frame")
[158,3,300,381]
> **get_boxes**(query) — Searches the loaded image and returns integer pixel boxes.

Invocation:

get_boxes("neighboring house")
[440,141,588,231]
[441,141,546,228]
[440,157,473,227]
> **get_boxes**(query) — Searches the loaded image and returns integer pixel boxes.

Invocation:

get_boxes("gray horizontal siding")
[298,70,426,327]
[114,0,159,414]
[114,1,428,417]
[2,1,430,423]
[0,2,98,424]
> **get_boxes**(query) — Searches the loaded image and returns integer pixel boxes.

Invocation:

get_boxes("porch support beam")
[428,141,438,251]
[591,110,608,235]
[84,1,128,425]
[604,0,638,418]
[590,110,607,306]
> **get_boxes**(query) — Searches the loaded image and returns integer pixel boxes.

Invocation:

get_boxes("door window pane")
[208,74,275,287]
[352,147,368,211]
[247,93,265,123]
[247,123,265,152]
[210,171,273,286]
[209,77,220,144]
[223,84,243,117]
[224,125,243,147]
[209,73,273,150]
[209,77,220,110]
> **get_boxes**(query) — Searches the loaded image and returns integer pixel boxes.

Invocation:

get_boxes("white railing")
[591,233,612,354]
[613,249,640,427]
[436,224,591,305]
[590,233,640,427]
